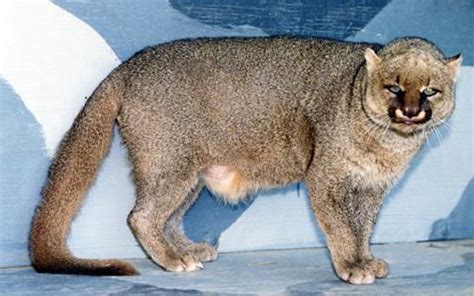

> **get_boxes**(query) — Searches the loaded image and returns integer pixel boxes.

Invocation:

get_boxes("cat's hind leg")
[126,150,206,272]
[164,185,218,263]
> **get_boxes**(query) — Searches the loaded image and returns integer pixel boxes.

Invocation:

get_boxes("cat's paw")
[367,258,390,278]
[337,264,375,285]
[161,252,203,272]
[186,243,218,263]
[336,258,389,284]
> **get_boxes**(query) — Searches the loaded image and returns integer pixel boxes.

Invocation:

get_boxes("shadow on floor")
[430,178,474,240]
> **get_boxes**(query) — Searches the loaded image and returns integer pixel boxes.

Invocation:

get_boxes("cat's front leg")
[305,171,389,284]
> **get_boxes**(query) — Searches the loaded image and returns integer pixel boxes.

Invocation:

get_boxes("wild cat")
[29,36,461,284]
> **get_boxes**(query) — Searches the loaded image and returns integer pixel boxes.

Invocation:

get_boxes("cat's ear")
[364,48,381,73]
[446,53,462,81]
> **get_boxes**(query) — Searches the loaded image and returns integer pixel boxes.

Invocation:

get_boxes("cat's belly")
[201,166,246,203]
[202,124,312,202]
[201,162,305,203]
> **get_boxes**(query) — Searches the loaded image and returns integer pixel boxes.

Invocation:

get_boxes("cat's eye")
[387,85,402,95]
[422,88,438,96]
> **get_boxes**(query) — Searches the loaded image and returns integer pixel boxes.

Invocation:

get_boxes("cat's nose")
[401,105,421,118]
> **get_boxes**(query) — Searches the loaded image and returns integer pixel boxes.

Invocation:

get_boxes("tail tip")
[32,258,139,276]
[104,259,140,276]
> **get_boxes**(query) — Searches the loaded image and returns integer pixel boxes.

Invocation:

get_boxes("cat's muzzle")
[389,106,432,126]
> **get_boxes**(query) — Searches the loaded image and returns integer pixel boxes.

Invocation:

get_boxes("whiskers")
[360,114,392,141]
[424,118,452,164]
[421,125,432,148]
[425,119,451,147]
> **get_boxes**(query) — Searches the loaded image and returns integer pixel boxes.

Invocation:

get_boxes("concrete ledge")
[1,240,472,295]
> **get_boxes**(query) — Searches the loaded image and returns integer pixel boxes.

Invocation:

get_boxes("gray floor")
[1,240,472,295]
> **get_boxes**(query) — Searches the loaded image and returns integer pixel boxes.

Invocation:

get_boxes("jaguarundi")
[29,36,461,284]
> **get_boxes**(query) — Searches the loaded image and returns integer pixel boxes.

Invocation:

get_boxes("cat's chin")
[391,121,426,135]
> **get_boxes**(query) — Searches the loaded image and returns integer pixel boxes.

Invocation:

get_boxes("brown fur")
[29,36,461,283]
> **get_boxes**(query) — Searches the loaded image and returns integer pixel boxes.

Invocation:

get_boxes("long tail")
[29,74,138,276]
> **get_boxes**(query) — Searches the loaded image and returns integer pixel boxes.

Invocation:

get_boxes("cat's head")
[362,38,462,135]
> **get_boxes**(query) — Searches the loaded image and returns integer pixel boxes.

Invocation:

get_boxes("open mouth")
[392,118,423,125]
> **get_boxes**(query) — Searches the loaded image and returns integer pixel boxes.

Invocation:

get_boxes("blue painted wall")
[0,0,472,267]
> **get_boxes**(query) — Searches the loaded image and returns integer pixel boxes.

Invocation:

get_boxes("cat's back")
[117,37,375,146]
[123,36,369,83]
[119,36,373,109]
